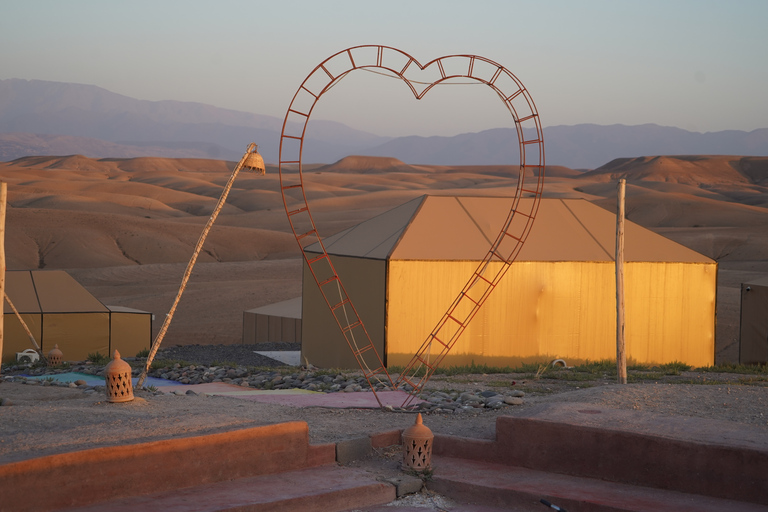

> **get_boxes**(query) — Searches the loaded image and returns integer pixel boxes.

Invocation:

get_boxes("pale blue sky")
[1,0,766,137]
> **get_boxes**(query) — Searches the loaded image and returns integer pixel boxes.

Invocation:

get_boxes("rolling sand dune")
[1,153,767,361]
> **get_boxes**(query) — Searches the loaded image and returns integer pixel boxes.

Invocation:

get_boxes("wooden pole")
[0,182,6,375]
[5,293,41,354]
[136,144,263,388]
[616,178,627,384]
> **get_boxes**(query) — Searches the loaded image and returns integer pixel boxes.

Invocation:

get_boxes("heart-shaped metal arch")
[278,45,544,407]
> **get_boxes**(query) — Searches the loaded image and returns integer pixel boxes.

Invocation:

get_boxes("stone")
[74,379,87,386]
[504,396,524,406]
[386,476,424,497]
[185,389,198,396]
[509,389,525,397]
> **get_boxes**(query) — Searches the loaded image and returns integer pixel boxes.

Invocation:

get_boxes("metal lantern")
[104,350,134,403]
[242,143,266,174]
[402,413,434,471]
[47,344,63,367]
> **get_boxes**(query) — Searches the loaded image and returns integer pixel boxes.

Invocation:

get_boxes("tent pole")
[616,179,627,384]
[0,182,6,374]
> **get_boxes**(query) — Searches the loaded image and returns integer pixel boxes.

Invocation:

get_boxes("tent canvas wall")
[740,276,768,364]
[301,196,717,370]
[2,270,152,363]
[243,297,302,344]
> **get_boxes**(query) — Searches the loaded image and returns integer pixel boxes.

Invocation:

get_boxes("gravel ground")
[156,342,301,367]
[1,354,767,466]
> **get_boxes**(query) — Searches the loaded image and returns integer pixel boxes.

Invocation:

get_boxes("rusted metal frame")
[398,79,544,405]
[280,46,544,408]
[278,53,395,402]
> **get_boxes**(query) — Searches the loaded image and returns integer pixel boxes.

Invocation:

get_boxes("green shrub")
[87,352,109,365]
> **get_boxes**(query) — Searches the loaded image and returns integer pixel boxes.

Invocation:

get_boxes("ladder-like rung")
[473,272,493,286]
[505,89,524,102]
[281,184,302,191]
[288,108,309,118]
[446,314,464,326]
[429,333,450,350]
[318,275,339,287]
[520,187,540,195]
[282,135,302,141]
[299,86,318,99]
[363,367,386,381]
[461,292,480,307]
[296,229,316,241]
[280,160,300,165]
[490,250,508,262]
[503,231,523,243]
[341,320,362,333]
[306,253,327,265]
[522,139,542,145]
[287,206,309,216]
[352,344,373,357]
[331,298,350,311]
[517,114,537,123]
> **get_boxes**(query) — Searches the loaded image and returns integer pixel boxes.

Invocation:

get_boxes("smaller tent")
[740,276,768,364]
[243,298,302,344]
[2,270,152,363]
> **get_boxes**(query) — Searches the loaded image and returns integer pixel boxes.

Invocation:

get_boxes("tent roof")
[744,275,768,287]
[310,196,714,263]
[245,297,302,319]
[4,270,109,314]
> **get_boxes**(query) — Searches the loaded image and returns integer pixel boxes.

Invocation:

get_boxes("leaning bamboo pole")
[137,144,264,388]
[4,293,43,357]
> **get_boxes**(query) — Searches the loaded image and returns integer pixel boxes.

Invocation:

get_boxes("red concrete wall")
[433,416,768,505]
[0,421,336,512]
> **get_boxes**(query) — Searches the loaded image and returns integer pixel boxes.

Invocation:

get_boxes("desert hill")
[583,155,768,187]
[1,153,766,359]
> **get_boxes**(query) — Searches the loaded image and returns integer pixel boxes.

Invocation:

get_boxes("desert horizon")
[2,152,767,364]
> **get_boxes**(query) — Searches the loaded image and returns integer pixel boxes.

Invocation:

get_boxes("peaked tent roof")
[4,270,109,314]
[309,196,714,264]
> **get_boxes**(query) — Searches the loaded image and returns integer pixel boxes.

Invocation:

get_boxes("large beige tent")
[302,196,717,369]
[740,276,768,364]
[2,270,152,363]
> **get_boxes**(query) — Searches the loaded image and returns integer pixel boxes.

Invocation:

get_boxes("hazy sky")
[1,1,766,137]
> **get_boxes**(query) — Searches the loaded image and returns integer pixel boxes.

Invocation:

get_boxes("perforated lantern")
[105,350,134,403]
[402,413,434,471]
[47,344,63,367]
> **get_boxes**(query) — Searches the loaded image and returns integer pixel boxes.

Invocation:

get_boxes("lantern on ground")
[402,413,434,471]
[104,350,134,403]
[47,344,63,367]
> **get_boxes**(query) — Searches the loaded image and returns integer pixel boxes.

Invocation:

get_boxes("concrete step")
[62,464,395,512]
[428,457,768,512]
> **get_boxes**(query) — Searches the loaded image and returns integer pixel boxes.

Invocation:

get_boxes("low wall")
[433,415,768,505]
[0,422,335,512]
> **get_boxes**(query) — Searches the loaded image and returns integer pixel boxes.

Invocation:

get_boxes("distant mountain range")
[2,78,767,169]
